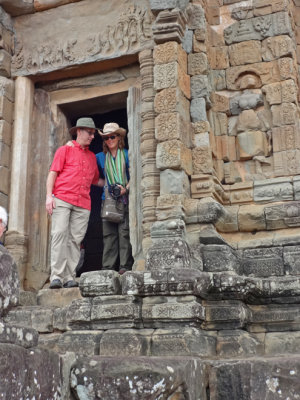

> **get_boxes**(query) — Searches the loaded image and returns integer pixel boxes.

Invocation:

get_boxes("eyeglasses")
[103,135,119,141]
[82,129,95,136]
[1,222,6,232]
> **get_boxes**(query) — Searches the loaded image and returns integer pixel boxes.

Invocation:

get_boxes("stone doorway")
[23,76,141,291]
[68,108,129,276]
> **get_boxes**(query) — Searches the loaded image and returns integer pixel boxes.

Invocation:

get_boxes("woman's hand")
[66,140,74,147]
[117,185,127,196]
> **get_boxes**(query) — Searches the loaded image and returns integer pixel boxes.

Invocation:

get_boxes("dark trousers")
[102,207,133,270]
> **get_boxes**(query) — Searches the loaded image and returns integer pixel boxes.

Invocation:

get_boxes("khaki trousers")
[50,197,90,283]
[102,205,133,270]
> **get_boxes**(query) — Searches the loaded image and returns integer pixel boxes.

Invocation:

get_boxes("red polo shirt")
[50,141,99,210]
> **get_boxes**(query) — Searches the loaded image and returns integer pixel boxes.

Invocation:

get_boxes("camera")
[108,183,121,199]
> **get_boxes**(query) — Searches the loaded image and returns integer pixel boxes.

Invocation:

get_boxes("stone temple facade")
[1,0,300,398]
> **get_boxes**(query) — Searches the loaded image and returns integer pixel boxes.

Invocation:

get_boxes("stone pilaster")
[6,76,34,289]
[139,49,160,255]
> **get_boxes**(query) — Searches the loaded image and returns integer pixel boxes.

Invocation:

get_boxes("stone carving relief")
[12,4,153,74]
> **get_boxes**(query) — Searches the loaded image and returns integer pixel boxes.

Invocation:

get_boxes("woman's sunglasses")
[103,135,119,141]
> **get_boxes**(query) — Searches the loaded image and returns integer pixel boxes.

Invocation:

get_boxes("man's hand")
[46,195,56,216]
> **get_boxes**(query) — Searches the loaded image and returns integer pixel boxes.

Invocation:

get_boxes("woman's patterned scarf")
[105,149,128,187]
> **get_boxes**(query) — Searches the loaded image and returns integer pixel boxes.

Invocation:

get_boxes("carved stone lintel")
[152,9,187,44]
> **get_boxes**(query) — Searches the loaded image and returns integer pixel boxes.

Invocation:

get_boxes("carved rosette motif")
[12,5,154,75]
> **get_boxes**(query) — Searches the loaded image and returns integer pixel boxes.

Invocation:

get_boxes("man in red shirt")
[46,117,102,289]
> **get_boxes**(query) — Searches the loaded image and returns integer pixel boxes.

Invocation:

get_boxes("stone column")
[139,49,160,256]
[6,76,34,289]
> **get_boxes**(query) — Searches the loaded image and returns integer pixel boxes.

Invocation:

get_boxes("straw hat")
[69,117,98,135]
[99,122,126,137]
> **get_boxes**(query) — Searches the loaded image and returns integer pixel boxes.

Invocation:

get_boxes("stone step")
[37,287,82,307]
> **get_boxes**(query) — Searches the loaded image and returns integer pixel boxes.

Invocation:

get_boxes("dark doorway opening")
[69,108,128,276]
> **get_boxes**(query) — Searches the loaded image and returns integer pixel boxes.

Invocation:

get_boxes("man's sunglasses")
[103,135,119,141]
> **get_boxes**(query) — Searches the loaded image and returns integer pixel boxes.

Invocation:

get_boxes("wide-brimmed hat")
[99,122,126,137]
[69,117,98,135]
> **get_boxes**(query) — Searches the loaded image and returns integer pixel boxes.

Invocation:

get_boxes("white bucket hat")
[99,122,126,137]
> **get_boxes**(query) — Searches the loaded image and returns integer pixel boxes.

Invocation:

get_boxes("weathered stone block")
[242,247,284,277]
[71,356,208,400]
[156,194,185,220]
[230,92,263,115]
[192,121,210,135]
[215,205,239,233]
[191,174,226,203]
[262,34,295,61]
[152,8,187,44]
[237,131,268,160]
[208,46,229,69]
[186,3,205,30]
[154,87,190,118]
[0,166,9,195]
[160,169,190,195]
[156,139,192,175]
[91,295,142,329]
[0,76,14,102]
[209,358,300,399]
[0,344,62,400]
[19,290,37,306]
[0,321,38,348]
[191,74,210,100]
[57,331,103,355]
[190,97,207,122]
[152,327,216,356]
[217,330,264,357]
[283,246,300,275]
[0,120,11,145]
[79,270,121,297]
[203,300,249,330]
[249,303,300,331]
[154,61,190,99]
[100,329,153,356]
[142,296,204,328]
[209,69,226,91]
[228,40,262,66]
[182,28,193,53]
[294,176,300,201]
[192,147,214,175]
[238,204,266,232]
[0,49,11,77]
[155,112,190,147]
[153,41,187,73]
[272,125,300,153]
[208,112,228,136]
[37,287,82,306]
[31,306,55,333]
[265,202,300,230]
[224,12,292,45]
[230,182,254,204]
[273,150,300,177]
[188,52,208,75]
[149,0,189,11]
[202,245,240,274]
[0,245,19,317]
[226,60,280,90]
[271,102,298,127]
[0,23,13,55]
[66,298,92,330]
[53,306,68,331]
[253,177,293,203]
[215,135,236,162]
[0,95,13,123]
[211,92,230,114]
[237,110,262,133]
[265,331,300,355]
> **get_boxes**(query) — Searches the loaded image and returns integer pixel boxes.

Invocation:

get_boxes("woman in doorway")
[96,122,133,275]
